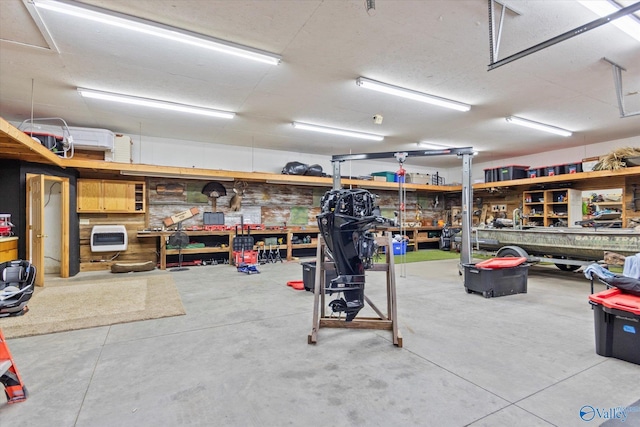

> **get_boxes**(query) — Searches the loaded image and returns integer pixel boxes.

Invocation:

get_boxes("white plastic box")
[111,134,132,163]
[582,157,600,172]
[408,173,430,185]
[16,122,115,152]
[68,126,115,152]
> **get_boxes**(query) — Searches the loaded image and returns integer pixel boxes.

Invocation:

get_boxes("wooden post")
[308,232,402,347]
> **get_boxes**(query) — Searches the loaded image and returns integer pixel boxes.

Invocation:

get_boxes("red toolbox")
[589,288,640,365]
[234,250,257,265]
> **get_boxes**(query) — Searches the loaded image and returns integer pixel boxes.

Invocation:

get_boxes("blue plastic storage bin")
[393,241,407,255]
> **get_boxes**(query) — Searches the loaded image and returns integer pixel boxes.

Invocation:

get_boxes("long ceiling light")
[78,88,235,119]
[355,77,471,112]
[33,0,282,65]
[577,1,640,42]
[505,116,572,137]
[291,122,384,141]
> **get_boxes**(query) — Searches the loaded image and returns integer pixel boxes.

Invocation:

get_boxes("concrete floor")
[1,258,639,427]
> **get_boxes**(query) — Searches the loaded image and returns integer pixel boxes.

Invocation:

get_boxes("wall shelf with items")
[134,183,145,212]
[522,189,581,227]
[583,189,624,226]
[287,229,319,259]
[137,228,320,269]
[522,191,546,227]
[594,201,622,209]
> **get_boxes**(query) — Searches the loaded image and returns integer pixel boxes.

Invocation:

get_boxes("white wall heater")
[90,225,128,252]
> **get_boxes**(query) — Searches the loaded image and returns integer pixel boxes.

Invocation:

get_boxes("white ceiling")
[0,0,639,168]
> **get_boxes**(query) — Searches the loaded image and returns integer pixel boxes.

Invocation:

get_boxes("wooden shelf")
[138,228,321,269]
[3,116,640,195]
[166,247,227,255]
[522,189,581,227]
[476,166,640,191]
[291,243,317,249]
[0,117,66,167]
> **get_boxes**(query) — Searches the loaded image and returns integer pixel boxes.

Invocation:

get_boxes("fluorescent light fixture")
[291,122,384,141]
[417,141,451,149]
[577,1,640,42]
[121,171,234,180]
[356,77,471,112]
[78,88,235,119]
[33,0,281,65]
[505,116,572,137]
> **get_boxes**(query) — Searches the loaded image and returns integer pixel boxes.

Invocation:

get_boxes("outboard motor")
[317,188,388,321]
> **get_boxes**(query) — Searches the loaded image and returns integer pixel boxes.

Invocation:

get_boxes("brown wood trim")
[319,318,393,330]
[0,117,65,167]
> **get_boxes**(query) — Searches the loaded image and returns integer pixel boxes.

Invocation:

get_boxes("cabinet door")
[77,179,103,212]
[102,181,134,212]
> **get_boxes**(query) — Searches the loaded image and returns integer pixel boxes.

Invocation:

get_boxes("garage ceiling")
[0,0,639,168]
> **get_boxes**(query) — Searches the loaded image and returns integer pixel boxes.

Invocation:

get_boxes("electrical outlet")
[499,204,507,212]
[491,205,499,212]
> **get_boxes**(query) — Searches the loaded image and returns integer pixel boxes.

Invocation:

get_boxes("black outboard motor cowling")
[317,189,387,321]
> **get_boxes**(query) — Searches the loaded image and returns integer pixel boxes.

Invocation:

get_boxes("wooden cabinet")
[523,189,581,227]
[77,179,145,213]
[0,237,18,263]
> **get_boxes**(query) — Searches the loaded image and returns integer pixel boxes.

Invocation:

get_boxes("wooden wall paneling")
[79,213,154,271]
[147,179,429,228]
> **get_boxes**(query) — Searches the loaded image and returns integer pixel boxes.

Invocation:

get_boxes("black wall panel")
[0,159,80,276]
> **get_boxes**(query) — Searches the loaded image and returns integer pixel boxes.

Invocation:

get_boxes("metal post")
[488,2,640,70]
[332,160,341,190]
[460,153,473,266]
[603,58,640,119]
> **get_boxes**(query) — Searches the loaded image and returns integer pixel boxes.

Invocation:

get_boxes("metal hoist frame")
[488,0,640,71]
[603,57,640,118]
[488,0,521,66]
[330,147,475,267]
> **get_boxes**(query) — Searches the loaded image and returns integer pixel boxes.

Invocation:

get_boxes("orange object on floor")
[0,328,28,403]
[287,280,305,290]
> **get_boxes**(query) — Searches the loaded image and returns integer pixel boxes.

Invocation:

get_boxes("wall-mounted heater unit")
[90,225,128,252]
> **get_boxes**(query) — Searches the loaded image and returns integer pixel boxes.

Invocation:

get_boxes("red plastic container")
[483,168,498,183]
[544,165,563,176]
[589,288,640,315]
[589,288,640,365]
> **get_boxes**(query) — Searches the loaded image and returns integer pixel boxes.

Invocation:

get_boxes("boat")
[470,226,640,266]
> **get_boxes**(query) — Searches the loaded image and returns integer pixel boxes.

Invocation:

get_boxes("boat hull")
[474,227,640,261]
